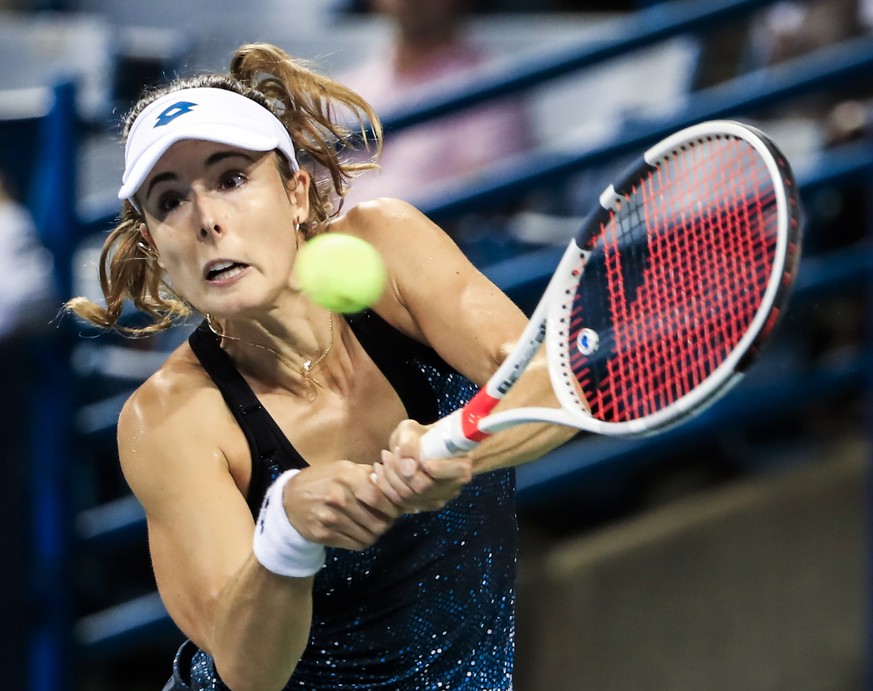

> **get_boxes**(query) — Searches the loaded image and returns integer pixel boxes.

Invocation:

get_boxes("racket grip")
[419,411,483,460]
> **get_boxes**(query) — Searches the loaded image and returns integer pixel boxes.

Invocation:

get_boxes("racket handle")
[419,411,484,460]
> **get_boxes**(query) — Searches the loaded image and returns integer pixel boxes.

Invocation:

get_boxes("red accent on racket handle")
[419,389,503,459]
[460,389,502,442]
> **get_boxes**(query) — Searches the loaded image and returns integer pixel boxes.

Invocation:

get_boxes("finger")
[370,456,407,506]
[316,500,393,550]
[378,450,421,502]
[307,508,381,551]
[378,448,470,513]
[419,456,473,484]
[321,477,396,544]
[373,460,437,515]
[353,466,404,519]
[387,446,419,481]
[330,460,402,519]
[386,448,457,496]
[383,459,460,505]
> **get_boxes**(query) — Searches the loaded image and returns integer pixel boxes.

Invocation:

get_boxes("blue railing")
[422,34,873,219]
[377,0,783,133]
[18,82,78,691]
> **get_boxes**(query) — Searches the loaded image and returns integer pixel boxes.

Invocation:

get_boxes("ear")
[139,223,164,268]
[139,222,154,246]
[286,169,311,225]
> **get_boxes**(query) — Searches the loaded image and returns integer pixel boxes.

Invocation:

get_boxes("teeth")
[206,261,245,281]
[222,265,245,279]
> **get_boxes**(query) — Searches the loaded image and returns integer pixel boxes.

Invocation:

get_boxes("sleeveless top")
[175,310,517,690]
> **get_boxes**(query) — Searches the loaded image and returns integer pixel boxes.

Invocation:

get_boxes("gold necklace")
[206,312,334,389]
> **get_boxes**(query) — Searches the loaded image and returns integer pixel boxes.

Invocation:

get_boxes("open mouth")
[205,260,249,282]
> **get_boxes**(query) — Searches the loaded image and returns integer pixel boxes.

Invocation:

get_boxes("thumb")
[389,419,428,457]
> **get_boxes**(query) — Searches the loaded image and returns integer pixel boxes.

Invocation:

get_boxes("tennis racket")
[421,119,802,459]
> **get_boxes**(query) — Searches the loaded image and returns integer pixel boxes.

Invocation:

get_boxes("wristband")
[253,469,326,577]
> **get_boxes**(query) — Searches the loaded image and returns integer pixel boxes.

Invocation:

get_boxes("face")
[138,139,309,319]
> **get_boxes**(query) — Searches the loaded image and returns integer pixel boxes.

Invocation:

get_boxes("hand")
[283,460,404,551]
[371,419,473,514]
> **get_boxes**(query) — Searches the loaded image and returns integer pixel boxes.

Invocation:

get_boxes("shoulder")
[325,199,522,367]
[332,197,457,259]
[117,342,235,496]
[336,197,426,232]
[119,343,214,434]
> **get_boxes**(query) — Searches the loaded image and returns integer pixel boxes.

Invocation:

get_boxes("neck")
[207,308,335,391]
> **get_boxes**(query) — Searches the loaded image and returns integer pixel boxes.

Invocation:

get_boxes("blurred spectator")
[341,0,535,207]
[752,0,868,68]
[0,167,56,691]
[0,170,56,340]
[745,0,873,144]
[746,0,873,256]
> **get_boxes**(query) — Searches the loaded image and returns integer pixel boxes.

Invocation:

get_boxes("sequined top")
[175,310,517,690]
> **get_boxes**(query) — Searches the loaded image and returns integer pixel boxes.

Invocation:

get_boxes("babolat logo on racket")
[576,328,600,356]
[154,101,198,127]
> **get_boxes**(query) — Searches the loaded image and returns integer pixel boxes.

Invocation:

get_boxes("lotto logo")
[154,101,198,127]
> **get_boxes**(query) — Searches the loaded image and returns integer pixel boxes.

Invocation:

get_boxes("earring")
[137,241,159,260]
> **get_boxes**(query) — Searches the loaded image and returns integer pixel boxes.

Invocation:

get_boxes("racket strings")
[572,136,780,423]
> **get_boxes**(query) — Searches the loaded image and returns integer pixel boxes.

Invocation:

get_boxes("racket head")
[546,120,802,436]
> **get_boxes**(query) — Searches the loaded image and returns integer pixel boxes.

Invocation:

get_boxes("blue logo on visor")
[154,101,198,127]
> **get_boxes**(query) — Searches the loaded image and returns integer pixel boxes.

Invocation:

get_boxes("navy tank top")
[175,310,517,690]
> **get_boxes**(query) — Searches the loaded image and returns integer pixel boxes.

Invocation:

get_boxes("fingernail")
[400,457,417,478]
[380,449,390,463]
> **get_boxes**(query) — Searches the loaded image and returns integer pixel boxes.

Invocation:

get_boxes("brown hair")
[66,43,382,336]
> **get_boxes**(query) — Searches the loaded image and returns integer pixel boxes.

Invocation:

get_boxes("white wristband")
[253,469,326,578]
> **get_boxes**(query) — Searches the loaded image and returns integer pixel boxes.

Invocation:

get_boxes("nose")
[199,222,221,240]
[193,194,225,240]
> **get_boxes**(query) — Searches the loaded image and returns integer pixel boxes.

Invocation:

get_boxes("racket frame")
[546,120,798,436]
[419,120,800,459]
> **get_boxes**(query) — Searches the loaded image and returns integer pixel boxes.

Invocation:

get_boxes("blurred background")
[0,0,868,689]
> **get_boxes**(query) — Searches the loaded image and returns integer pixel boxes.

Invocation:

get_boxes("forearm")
[469,356,577,474]
[469,420,577,474]
[210,557,314,691]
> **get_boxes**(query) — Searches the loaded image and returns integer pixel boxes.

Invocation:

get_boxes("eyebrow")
[143,150,257,202]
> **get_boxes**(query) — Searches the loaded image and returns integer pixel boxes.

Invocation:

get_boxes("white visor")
[118,87,299,208]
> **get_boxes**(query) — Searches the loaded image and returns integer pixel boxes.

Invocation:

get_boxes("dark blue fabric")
[178,311,517,690]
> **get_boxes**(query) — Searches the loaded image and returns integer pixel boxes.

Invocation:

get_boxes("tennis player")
[67,42,574,691]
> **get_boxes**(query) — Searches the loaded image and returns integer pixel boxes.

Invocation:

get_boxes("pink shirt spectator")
[342,37,534,206]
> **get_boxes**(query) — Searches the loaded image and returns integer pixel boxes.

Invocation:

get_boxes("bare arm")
[339,200,576,505]
[118,367,402,691]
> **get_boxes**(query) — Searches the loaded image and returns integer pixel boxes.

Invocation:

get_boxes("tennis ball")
[294,233,387,313]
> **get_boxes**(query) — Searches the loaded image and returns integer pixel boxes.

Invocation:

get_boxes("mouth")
[204,259,250,283]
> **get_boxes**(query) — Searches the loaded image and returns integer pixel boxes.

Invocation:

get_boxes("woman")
[67,43,574,691]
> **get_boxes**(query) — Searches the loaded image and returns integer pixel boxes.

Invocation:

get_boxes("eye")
[157,193,184,214]
[219,171,248,191]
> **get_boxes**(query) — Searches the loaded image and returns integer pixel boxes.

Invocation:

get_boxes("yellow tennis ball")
[294,233,387,313]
